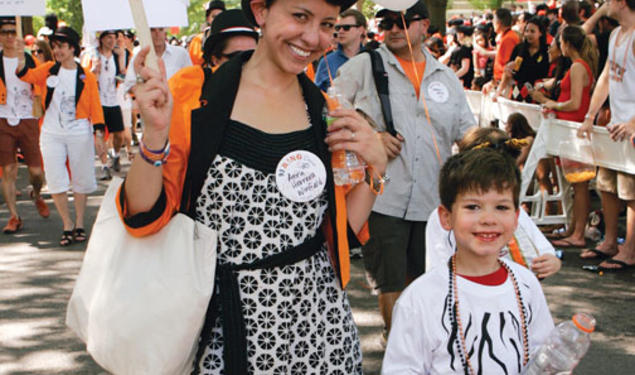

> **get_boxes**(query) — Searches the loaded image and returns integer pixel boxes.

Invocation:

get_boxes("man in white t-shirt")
[0,17,49,234]
[84,30,127,178]
[578,0,635,272]
[123,27,192,93]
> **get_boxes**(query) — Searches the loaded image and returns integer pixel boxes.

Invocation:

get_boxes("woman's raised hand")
[131,46,173,147]
[325,108,388,175]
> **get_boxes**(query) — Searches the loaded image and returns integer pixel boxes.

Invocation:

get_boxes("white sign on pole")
[81,0,188,32]
[0,0,46,16]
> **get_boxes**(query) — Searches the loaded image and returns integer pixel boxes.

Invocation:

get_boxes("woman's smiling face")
[252,0,339,75]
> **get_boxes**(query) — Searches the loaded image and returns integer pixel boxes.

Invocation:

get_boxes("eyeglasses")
[378,17,423,31]
[33,49,43,54]
[0,29,17,36]
[334,24,359,32]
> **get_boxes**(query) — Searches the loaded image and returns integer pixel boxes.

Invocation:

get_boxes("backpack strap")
[364,49,397,136]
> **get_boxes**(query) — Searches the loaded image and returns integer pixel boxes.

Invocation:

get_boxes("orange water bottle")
[325,87,366,186]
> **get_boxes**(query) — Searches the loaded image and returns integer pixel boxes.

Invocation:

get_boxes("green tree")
[180,0,240,37]
[43,0,85,31]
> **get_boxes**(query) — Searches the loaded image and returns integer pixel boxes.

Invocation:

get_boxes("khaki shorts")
[596,167,635,201]
[361,212,427,294]
[0,118,41,167]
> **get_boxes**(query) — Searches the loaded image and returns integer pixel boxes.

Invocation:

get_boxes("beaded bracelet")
[139,144,170,167]
[139,138,170,167]
[140,138,169,155]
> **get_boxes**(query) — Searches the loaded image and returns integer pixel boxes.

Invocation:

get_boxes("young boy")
[383,148,554,375]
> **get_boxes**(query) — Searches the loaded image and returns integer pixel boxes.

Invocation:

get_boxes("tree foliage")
[34,0,85,32]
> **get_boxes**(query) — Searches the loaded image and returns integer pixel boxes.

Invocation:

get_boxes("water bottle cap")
[572,313,596,333]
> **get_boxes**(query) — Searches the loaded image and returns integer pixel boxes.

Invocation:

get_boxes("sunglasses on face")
[334,24,359,32]
[378,17,423,31]
[33,49,43,54]
[0,29,17,36]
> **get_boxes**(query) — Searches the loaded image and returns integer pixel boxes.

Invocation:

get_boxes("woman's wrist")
[141,131,169,150]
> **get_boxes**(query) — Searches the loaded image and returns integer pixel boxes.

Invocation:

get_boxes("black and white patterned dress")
[195,120,362,374]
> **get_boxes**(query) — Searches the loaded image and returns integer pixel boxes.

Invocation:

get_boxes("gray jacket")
[333,44,475,221]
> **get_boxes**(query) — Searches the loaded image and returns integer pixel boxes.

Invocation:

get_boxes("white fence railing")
[465,90,635,225]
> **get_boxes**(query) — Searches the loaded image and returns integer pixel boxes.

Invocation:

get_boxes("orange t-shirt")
[494,29,521,81]
[395,55,426,98]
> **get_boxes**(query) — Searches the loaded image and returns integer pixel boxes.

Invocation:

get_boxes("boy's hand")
[531,254,561,279]
[379,131,404,160]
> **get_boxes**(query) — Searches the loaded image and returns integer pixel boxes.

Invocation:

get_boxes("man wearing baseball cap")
[0,17,49,233]
[168,9,258,138]
[333,0,475,340]
[82,30,127,178]
[189,0,228,65]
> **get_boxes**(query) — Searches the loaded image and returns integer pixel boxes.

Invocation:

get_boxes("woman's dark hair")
[507,112,536,139]
[561,25,598,78]
[425,36,445,56]
[33,39,53,62]
[578,0,593,19]
[525,15,547,48]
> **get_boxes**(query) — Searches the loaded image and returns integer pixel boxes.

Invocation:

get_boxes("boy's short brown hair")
[439,148,521,210]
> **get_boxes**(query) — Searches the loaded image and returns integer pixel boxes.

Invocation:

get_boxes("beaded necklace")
[448,255,529,374]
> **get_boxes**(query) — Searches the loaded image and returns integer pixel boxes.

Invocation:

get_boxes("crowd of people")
[1,0,634,373]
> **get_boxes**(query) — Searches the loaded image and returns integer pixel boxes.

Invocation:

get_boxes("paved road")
[1,163,633,374]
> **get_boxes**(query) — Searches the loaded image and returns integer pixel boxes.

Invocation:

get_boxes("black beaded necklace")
[447,255,529,374]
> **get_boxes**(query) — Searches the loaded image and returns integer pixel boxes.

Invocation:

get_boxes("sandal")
[580,248,617,260]
[74,228,87,242]
[60,230,74,247]
[597,259,635,272]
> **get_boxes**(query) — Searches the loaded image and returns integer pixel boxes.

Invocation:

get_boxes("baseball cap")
[203,9,259,60]
[98,30,117,40]
[376,0,429,20]
[206,0,226,16]
[49,26,81,56]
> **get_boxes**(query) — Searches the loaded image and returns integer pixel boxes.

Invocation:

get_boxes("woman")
[498,16,550,102]
[531,25,597,248]
[471,24,494,90]
[505,112,535,170]
[31,39,53,63]
[449,25,474,89]
[425,36,445,59]
[120,0,387,373]
[18,27,106,246]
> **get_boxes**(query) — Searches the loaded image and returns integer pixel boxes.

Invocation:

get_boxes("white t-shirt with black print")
[0,56,35,123]
[383,259,554,375]
[97,53,118,107]
[41,67,91,136]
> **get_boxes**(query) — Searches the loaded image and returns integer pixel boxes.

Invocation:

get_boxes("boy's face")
[439,188,519,259]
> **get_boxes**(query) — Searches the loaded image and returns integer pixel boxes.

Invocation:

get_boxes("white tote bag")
[66,177,217,375]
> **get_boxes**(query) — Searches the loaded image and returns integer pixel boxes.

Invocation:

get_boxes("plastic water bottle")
[523,313,595,375]
[325,87,365,186]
